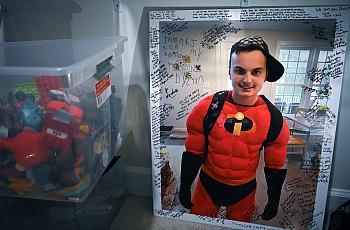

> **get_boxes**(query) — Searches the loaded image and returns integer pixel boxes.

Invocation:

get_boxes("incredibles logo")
[224,112,254,136]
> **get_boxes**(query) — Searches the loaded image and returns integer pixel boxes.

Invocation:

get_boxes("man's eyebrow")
[233,66,264,70]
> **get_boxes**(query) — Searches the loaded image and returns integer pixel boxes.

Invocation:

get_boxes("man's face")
[229,50,267,105]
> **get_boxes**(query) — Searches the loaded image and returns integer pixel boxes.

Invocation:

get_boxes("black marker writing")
[176,89,208,120]
[162,103,174,116]
[200,22,241,49]
[192,9,233,20]
[151,64,174,88]
[165,88,178,99]
[150,49,160,67]
[240,8,312,21]
[149,27,159,49]
[150,89,162,104]
[164,36,197,47]
[150,11,179,20]
[161,22,188,35]
[155,209,185,219]
[311,24,328,41]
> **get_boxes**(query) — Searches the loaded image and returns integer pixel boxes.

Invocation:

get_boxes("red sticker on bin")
[95,74,112,108]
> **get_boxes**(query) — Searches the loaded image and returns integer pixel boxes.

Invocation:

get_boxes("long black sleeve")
[179,151,205,209]
[261,167,287,220]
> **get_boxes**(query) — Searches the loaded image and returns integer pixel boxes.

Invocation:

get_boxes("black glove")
[261,167,287,220]
[179,151,205,209]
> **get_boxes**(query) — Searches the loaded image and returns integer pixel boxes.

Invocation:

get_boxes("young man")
[179,36,290,222]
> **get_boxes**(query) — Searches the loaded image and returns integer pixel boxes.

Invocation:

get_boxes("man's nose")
[243,72,253,82]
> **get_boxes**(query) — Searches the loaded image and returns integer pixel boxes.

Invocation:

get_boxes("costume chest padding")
[185,96,271,184]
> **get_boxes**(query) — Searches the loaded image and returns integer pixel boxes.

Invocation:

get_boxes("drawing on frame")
[149,6,349,230]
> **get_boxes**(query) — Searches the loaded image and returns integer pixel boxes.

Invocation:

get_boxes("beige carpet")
[109,195,230,230]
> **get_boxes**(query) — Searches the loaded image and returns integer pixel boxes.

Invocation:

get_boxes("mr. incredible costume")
[179,36,290,222]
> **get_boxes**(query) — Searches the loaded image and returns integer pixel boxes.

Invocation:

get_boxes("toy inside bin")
[0,37,127,202]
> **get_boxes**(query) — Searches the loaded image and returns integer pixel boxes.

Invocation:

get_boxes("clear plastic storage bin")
[0,36,127,202]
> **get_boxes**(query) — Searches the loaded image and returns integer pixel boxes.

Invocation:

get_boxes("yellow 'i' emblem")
[233,112,244,136]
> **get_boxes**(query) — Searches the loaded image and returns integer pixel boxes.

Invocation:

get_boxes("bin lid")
[0,36,127,80]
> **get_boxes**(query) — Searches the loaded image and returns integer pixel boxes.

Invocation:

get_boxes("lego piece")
[35,76,64,107]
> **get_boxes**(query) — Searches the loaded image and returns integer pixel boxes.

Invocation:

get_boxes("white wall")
[0,0,117,41]
[71,0,117,39]
[1,0,77,41]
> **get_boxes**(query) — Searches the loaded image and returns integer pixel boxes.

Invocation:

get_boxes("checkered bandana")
[237,36,269,53]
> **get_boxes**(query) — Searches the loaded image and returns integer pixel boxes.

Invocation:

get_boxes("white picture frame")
[149,6,349,229]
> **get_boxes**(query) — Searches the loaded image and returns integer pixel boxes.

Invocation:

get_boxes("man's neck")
[231,93,258,106]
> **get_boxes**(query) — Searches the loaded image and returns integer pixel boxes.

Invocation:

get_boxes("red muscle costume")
[184,90,289,221]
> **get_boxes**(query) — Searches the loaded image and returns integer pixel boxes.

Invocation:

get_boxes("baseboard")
[330,188,350,198]
[125,166,152,197]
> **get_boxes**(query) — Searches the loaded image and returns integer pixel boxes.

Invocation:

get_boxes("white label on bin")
[0,126,8,138]
[95,74,112,108]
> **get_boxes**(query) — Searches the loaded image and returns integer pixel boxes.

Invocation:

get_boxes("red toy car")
[42,100,84,154]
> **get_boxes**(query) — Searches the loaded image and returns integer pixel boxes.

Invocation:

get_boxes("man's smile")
[238,83,254,90]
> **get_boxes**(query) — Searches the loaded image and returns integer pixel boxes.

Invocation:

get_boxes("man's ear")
[265,70,268,82]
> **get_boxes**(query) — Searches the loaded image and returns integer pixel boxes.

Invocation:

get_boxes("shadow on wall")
[0,0,81,41]
[124,84,152,168]
[122,7,153,168]
[119,7,156,196]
